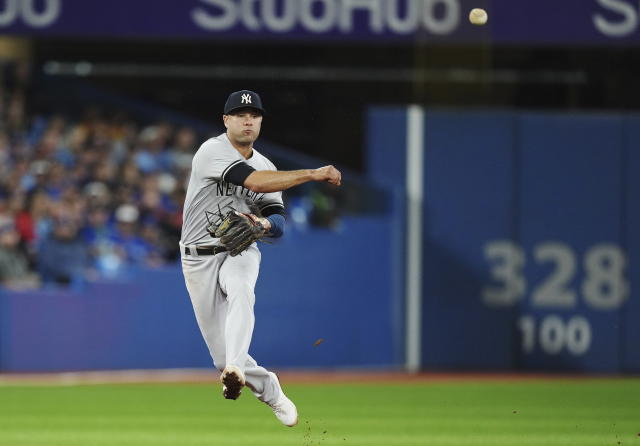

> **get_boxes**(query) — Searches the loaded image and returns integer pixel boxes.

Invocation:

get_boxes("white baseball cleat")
[268,392,298,427]
[266,373,298,427]
[220,365,245,400]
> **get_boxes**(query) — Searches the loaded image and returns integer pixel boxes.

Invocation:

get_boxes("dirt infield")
[0,369,626,386]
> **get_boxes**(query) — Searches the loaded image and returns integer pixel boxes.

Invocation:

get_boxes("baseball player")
[179,90,341,427]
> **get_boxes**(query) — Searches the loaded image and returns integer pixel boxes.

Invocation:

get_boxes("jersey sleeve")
[225,162,256,186]
[196,138,245,181]
[258,196,285,217]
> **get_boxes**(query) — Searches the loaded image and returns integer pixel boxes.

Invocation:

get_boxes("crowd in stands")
[0,64,197,289]
[0,63,345,290]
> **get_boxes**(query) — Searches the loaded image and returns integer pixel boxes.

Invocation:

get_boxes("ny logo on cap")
[241,94,252,104]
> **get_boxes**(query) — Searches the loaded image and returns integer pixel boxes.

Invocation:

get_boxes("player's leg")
[183,252,250,400]
[244,355,298,426]
[242,355,279,402]
[217,244,261,372]
[181,254,228,371]
[218,246,297,426]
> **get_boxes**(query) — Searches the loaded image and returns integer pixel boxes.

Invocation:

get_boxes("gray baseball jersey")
[181,132,284,246]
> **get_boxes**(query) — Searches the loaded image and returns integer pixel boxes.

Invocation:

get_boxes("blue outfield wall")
[622,117,640,371]
[0,216,401,372]
[368,108,640,373]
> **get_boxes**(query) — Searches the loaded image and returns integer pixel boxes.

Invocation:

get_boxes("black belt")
[184,246,227,256]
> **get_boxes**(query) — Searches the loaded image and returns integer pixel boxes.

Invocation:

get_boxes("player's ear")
[223,114,229,128]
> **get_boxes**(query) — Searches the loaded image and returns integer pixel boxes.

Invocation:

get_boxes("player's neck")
[228,136,253,159]
[234,144,253,159]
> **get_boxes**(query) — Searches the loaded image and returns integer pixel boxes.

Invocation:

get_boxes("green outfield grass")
[0,378,638,446]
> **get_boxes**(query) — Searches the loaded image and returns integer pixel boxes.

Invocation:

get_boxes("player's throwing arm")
[243,164,341,193]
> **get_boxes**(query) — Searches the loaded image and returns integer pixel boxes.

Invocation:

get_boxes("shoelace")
[267,398,286,414]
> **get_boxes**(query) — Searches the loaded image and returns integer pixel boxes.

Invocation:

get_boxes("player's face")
[224,109,263,147]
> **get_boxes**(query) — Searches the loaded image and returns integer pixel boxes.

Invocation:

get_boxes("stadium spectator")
[134,124,172,173]
[110,203,158,267]
[168,126,196,172]
[26,191,54,250]
[0,215,39,290]
[11,191,35,246]
[38,215,88,285]
[80,205,122,278]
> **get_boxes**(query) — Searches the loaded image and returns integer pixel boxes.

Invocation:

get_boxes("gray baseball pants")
[180,243,281,405]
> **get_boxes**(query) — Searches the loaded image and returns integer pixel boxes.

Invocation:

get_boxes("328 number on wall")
[482,241,629,310]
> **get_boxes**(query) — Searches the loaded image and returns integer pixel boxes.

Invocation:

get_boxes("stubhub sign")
[0,0,61,28]
[1,0,640,44]
[192,0,461,35]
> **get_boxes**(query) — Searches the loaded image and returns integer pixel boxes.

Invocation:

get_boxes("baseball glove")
[211,210,268,256]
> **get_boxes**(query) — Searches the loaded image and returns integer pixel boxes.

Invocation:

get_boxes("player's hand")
[312,165,342,186]
[248,214,272,232]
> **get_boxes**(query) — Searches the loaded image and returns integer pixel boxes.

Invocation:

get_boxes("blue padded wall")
[0,216,399,371]
[421,111,518,369]
[366,107,639,372]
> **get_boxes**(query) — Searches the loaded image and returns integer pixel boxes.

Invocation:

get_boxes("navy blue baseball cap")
[224,90,265,115]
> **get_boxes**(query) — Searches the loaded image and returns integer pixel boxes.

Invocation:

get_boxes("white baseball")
[469,8,488,26]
